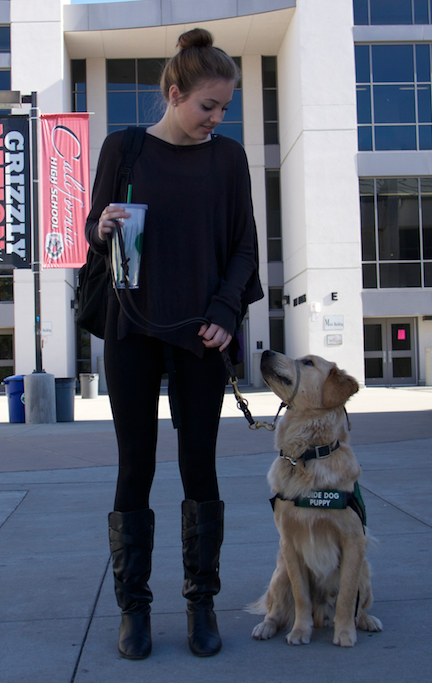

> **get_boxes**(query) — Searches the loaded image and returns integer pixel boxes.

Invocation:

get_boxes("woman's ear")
[322,365,359,408]
[169,84,181,107]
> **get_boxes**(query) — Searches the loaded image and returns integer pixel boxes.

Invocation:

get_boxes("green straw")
[126,184,132,203]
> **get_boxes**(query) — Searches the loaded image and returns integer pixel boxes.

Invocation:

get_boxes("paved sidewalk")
[0,387,431,682]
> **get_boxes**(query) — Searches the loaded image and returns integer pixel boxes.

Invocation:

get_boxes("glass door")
[364,318,417,386]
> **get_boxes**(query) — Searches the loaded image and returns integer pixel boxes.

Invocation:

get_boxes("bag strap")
[118,127,146,203]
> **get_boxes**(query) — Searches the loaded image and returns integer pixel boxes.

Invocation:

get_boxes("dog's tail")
[245,592,268,615]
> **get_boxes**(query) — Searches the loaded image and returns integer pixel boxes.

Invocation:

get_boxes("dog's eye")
[302,359,314,366]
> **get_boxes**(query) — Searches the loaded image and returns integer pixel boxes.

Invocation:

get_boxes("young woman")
[85,28,263,661]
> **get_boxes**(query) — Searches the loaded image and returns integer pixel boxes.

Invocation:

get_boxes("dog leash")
[108,225,286,431]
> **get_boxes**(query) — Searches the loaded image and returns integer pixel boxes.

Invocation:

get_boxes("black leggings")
[104,297,227,512]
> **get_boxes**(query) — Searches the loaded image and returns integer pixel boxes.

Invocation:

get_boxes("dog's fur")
[251,351,382,647]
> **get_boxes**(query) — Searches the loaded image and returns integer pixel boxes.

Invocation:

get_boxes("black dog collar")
[279,440,340,466]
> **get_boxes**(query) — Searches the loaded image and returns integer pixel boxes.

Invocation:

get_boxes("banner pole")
[29,91,43,373]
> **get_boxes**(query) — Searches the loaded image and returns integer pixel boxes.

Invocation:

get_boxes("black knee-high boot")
[182,499,224,657]
[108,509,154,660]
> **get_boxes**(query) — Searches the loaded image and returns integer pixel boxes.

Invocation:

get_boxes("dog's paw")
[252,619,278,640]
[357,614,383,632]
[287,627,311,645]
[333,627,357,647]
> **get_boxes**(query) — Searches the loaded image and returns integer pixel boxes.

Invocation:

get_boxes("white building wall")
[11,0,76,378]
[242,54,270,382]
[278,0,364,381]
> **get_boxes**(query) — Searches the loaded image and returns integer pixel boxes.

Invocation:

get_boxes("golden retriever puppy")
[251,351,382,648]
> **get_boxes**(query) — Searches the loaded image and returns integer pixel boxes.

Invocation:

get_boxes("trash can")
[55,377,76,422]
[2,375,25,423]
[79,373,99,399]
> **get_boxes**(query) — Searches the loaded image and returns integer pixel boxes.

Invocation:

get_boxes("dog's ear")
[322,365,359,408]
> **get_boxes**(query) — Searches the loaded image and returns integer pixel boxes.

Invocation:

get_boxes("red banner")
[40,114,90,268]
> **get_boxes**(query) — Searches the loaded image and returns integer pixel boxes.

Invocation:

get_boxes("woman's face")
[169,78,235,145]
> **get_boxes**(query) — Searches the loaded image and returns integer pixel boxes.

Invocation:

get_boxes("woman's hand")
[98,204,130,241]
[198,324,232,351]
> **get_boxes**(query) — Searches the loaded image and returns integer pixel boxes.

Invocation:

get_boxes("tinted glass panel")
[379,262,421,286]
[0,276,12,301]
[263,90,277,121]
[0,70,10,90]
[355,45,371,83]
[365,357,383,378]
[266,171,281,238]
[137,59,165,88]
[0,366,13,384]
[364,323,382,351]
[0,26,10,52]
[71,60,86,89]
[377,178,419,260]
[138,91,165,124]
[0,335,13,360]
[421,177,432,257]
[107,60,136,90]
[264,122,279,145]
[419,125,432,148]
[393,357,412,377]
[391,323,411,350]
[370,0,413,24]
[424,261,432,285]
[417,85,432,122]
[375,125,416,150]
[414,0,430,23]
[269,288,283,310]
[353,0,369,25]
[107,92,136,125]
[224,89,242,122]
[358,126,373,150]
[363,263,378,287]
[270,318,284,354]
[267,240,282,261]
[357,86,372,123]
[360,182,376,260]
[372,45,414,82]
[262,56,277,88]
[373,85,415,123]
[416,44,431,81]
[214,122,242,144]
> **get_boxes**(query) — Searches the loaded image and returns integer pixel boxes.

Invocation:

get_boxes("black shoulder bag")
[76,127,146,339]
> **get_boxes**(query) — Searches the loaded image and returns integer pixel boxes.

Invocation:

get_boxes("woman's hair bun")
[177,28,214,50]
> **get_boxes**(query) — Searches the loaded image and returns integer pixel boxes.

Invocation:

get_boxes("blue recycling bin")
[2,375,25,423]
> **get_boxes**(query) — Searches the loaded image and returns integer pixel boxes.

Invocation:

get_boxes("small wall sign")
[326,334,343,346]
[324,315,344,331]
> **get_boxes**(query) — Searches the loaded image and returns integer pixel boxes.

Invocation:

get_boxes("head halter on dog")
[286,360,301,407]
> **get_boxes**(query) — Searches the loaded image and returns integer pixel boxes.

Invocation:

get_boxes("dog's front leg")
[280,538,313,645]
[333,539,365,647]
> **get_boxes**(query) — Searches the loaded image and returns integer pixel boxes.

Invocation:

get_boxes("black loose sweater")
[85,130,263,357]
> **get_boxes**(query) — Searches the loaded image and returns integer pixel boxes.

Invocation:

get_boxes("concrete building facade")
[0,0,430,388]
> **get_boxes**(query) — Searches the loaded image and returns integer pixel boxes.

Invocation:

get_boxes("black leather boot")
[108,509,154,660]
[182,499,224,657]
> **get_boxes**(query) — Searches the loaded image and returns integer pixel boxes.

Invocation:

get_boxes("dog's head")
[260,350,359,410]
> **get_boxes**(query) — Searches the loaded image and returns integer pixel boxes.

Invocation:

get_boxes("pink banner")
[40,114,90,268]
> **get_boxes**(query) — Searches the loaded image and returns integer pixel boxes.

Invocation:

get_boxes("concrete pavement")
[0,386,431,682]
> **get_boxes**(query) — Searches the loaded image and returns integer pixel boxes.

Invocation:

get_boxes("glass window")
[137,59,165,88]
[377,178,420,260]
[424,261,432,284]
[421,177,432,258]
[372,45,414,83]
[416,44,430,81]
[107,59,136,90]
[355,45,370,84]
[265,170,282,262]
[363,263,378,287]
[0,26,10,52]
[358,126,373,151]
[0,70,10,90]
[393,357,412,377]
[370,0,413,24]
[373,85,415,123]
[138,91,164,125]
[379,262,421,286]
[71,60,86,112]
[365,357,383,378]
[364,323,382,351]
[353,0,369,25]
[0,272,13,301]
[414,0,430,23]
[357,86,372,123]
[269,288,283,310]
[270,318,284,354]
[0,335,13,360]
[107,92,137,125]
[391,322,411,350]
[374,125,416,150]
[360,179,376,260]
[417,85,432,122]
[223,89,242,123]
[262,56,278,145]
[419,124,432,148]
